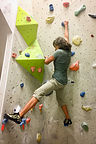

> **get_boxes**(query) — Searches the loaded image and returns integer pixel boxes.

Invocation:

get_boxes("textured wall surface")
[0,0,96,144]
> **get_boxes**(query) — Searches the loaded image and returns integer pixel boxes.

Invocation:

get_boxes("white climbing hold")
[92,63,96,68]
[72,35,82,46]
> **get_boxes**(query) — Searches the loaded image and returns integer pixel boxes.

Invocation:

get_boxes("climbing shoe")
[4,113,22,124]
[64,118,72,126]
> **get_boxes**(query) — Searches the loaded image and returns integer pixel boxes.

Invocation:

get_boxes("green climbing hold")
[16,6,38,46]
[16,40,45,82]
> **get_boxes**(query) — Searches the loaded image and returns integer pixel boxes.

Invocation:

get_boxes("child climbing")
[4,21,72,126]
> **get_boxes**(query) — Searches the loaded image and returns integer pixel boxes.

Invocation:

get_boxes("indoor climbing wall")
[1,0,96,144]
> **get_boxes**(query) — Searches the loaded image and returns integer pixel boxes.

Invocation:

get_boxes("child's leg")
[61,105,70,119]
[19,96,38,118]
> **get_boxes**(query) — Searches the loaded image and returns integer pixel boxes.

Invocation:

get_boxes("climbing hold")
[49,4,54,11]
[92,64,96,68]
[25,53,30,57]
[39,104,43,113]
[20,83,24,88]
[20,122,25,130]
[12,53,17,58]
[31,66,35,72]
[19,50,22,55]
[46,17,55,24]
[22,118,26,124]
[16,6,38,46]
[74,5,86,16]
[1,124,5,132]
[91,34,94,37]
[71,51,75,56]
[82,105,92,112]
[2,118,8,124]
[63,2,69,8]
[1,118,8,132]
[26,118,31,124]
[81,122,89,132]
[80,91,85,97]
[38,67,42,73]
[72,35,82,46]
[61,22,65,27]
[36,133,42,143]
[69,60,79,71]
[88,14,96,19]
[26,16,31,22]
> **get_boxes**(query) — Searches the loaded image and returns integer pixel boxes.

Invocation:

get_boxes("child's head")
[53,37,72,51]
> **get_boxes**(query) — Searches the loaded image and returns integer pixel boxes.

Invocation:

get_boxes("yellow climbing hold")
[72,35,82,46]
[36,133,42,143]
[46,17,55,24]
[82,105,92,112]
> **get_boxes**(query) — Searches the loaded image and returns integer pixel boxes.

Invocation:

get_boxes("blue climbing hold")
[2,118,8,124]
[25,53,30,57]
[20,83,24,88]
[20,121,24,126]
[49,4,54,11]
[71,51,75,56]
[22,118,26,124]
[80,92,85,97]
[61,22,65,27]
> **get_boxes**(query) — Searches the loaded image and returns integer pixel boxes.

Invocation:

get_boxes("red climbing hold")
[12,53,17,58]
[22,124,25,130]
[63,2,69,8]
[69,60,79,71]
[38,67,42,73]
[1,124,5,132]
[31,66,35,72]
[26,118,31,124]
[26,16,31,22]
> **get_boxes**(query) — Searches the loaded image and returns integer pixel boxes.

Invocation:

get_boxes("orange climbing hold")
[69,60,79,71]
[39,104,43,112]
[26,118,31,124]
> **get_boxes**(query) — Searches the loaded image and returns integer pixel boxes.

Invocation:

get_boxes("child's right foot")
[64,118,72,126]
[4,113,22,124]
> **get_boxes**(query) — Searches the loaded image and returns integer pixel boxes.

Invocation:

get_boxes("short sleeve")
[53,50,60,59]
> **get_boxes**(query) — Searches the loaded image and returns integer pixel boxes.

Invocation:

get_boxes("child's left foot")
[4,113,22,124]
[64,118,72,126]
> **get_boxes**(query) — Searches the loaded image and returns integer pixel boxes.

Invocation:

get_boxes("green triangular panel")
[16,6,38,46]
[16,40,45,82]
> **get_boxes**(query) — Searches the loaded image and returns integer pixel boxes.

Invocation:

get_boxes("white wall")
[0,0,17,123]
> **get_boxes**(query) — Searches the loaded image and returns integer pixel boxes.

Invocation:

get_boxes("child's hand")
[44,56,48,59]
[64,21,68,26]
